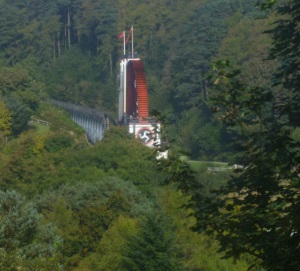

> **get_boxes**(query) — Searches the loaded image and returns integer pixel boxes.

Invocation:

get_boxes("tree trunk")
[57,33,61,56]
[110,52,113,77]
[53,37,56,60]
[64,24,67,52]
[202,79,209,100]
[78,30,80,43]
[67,8,71,48]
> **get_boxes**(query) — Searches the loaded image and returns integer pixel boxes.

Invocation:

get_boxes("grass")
[29,121,51,135]
[38,102,84,135]
[187,160,230,172]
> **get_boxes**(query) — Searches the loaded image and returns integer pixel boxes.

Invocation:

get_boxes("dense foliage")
[1,0,298,270]
[0,0,269,160]
[0,123,253,270]
[176,1,300,271]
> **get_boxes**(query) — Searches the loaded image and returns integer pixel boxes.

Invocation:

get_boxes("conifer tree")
[122,209,181,271]
[188,1,300,269]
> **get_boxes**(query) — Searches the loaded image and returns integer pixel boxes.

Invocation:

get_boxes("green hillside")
[0,0,299,270]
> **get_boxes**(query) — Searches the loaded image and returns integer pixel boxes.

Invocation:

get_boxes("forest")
[1,0,300,270]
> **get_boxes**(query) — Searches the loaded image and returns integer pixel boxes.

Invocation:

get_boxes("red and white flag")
[118,31,124,39]
[126,26,133,44]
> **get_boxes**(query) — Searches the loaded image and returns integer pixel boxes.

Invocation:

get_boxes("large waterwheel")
[125,60,149,119]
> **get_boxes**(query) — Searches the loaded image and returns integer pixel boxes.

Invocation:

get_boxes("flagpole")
[131,26,134,58]
[123,30,125,56]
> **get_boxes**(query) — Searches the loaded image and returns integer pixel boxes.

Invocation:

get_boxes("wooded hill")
[0,0,271,160]
[1,0,299,270]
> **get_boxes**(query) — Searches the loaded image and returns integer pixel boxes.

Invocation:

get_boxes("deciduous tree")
[0,100,11,136]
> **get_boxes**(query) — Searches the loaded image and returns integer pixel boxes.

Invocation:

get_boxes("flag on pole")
[126,26,133,44]
[118,31,124,39]
[118,30,126,55]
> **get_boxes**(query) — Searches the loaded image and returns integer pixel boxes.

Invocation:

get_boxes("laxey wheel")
[126,60,149,120]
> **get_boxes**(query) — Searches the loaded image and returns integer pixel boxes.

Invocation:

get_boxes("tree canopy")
[177,1,300,270]
[1,0,299,270]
